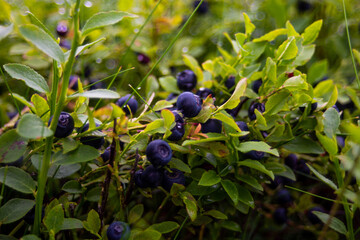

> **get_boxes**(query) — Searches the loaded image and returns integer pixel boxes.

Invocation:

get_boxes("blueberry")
[336,136,345,151]
[225,75,235,90]
[6,111,17,119]
[166,93,178,101]
[146,140,172,167]
[101,147,111,162]
[168,111,185,141]
[134,169,148,188]
[137,52,150,65]
[107,221,131,240]
[69,75,79,91]
[285,154,298,170]
[84,64,92,78]
[49,112,74,138]
[177,92,202,118]
[299,102,317,114]
[251,79,262,94]
[276,189,292,204]
[268,176,284,189]
[296,159,310,175]
[56,22,68,37]
[196,88,214,99]
[245,150,265,160]
[79,123,105,149]
[236,121,249,141]
[306,206,325,224]
[201,119,222,134]
[297,0,312,13]
[162,168,186,191]
[332,105,340,112]
[273,208,287,225]
[59,39,71,50]
[140,165,164,188]
[177,70,197,91]
[89,78,106,90]
[248,102,265,121]
[116,94,138,115]
[193,0,209,14]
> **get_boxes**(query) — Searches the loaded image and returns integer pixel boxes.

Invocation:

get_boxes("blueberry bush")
[0,0,360,239]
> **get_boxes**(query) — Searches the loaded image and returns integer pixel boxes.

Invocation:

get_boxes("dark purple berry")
[299,102,317,114]
[116,94,138,115]
[146,140,172,167]
[89,78,106,90]
[285,154,298,170]
[236,121,249,141]
[196,88,214,99]
[177,70,197,91]
[168,111,185,141]
[69,75,79,91]
[306,206,325,224]
[134,169,148,188]
[225,76,235,90]
[297,0,312,13]
[193,0,209,14]
[101,147,111,162]
[107,221,131,240]
[276,189,292,204]
[49,112,74,138]
[56,22,68,37]
[79,123,105,149]
[273,208,287,225]
[137,53,150,65]
[141,165,164,188]
[177,92,202,118]
[162,168,186,191]
[251,79,262,94]
[59,39,71,50]
[248,102,265,121]
[201,119,222,134]
[245,150,265,160]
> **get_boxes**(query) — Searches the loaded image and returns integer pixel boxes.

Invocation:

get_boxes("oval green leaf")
[0,198,35,224]
[0,166,36,194]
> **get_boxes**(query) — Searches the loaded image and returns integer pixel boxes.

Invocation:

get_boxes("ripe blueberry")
[146,140,172,167]
[49,112,74,138]
[137,52,150,65]
[177,70,197,91]
[193,0,209,14]
[69,75,79,91]
[168,111,185,141]
[299,102,317,114]
[89,78,106,90]
[59,39,71,50]
[251,79,262,94]
[162,168,186,191]
[84,64,92,78]
[196,88,214,99]
[273,208,287,225]
[134,169,148,188]
[296,159,310,175]
[236,121,249,141]
[166,93,178,101]
[79,123,105,149]
[225,75,235,90]
[101,147,111,162]
[297,0,312,13]
[285,154,298,170]
[56,22,68,37]
[336,136,345,151]
[107,221,131,240]
[201,119,222,134]
[140,165,164,188]
[116,94,138,115]
[276,189,292,205]
[245,150,265,160]
[306,206,325,224]
[248,102,265,121]
[268,176,284,189]
[177,92,202,118]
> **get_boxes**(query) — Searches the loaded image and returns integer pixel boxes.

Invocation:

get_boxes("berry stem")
[124,148,140,206]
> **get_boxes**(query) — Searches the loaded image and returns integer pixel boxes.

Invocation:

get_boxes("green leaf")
[128,204,144,224]
[22,234,42,240]
[0,166,36,194]
[307,60,328,85]
[143,119,165,134]
[65,38,106,59]
[236,141,279,156]
[159,76,180,94]
[323,108,340,138]
[198,170,221,186]
[31,94,50,121]
[283,75,308,90]
[0,23,13,41]
[60,138,79,154]
[218,78,247,111]
[11,93,35,111]
[204,210,228,220]
[0,130,27,164]
[286,21,300,37]
[312,211,347,235]
[0,198,35,224]
[236,184,254,208]
[283,136,324,154]
[276,36,298,61]
[264,57,277,83]
[4,63,50,93]
[54,145,100,165]
[19,24,65,63]
[265,91,290,115]
[213,112,241,132]
[307,164,337,190]
[221,180,238,204]
[69,89,120,99]
[149,221,179,234]
[238,160,275,180]
[169,158,191,173]
[83,209,101,235]
[44,204,64,234]
[243,13,255,37]
[181,192,197,221]
[60,218,83,230]
[161,109,175,131]
[153,100,173,111]
[82,11,136,36]
[62,180,83,194]
[315,132,338,156]
[301,20,323,45]
[219,220,242,232]
[17,114,53,139]
[182,133,227,146]
[27,12,55,41]
[253,28,287,42]
[236,175,263,191]
[134,229,161,240]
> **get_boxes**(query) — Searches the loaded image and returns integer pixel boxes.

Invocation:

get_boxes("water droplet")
[96,58,102,64]
[134,28,139,33]
[137,87,141,90]
[182,47,188,53]
[55,0,64,5]
[59,8,66,15]
[84,1,93,7]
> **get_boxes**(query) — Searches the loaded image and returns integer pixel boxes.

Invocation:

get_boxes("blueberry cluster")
[135,140,185,191]
[107,221,131,240]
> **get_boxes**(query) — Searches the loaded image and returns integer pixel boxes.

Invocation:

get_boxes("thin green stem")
[128,84,160,118]
[50,60,59,115]
[342,0,360,89]
[0,67,21,115]
[174,215,189,240]
[152,194,170,224]
[122,0,205,108]
[33,0,81,235]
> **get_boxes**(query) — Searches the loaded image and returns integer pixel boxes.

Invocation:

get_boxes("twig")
[124,148,140,206]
